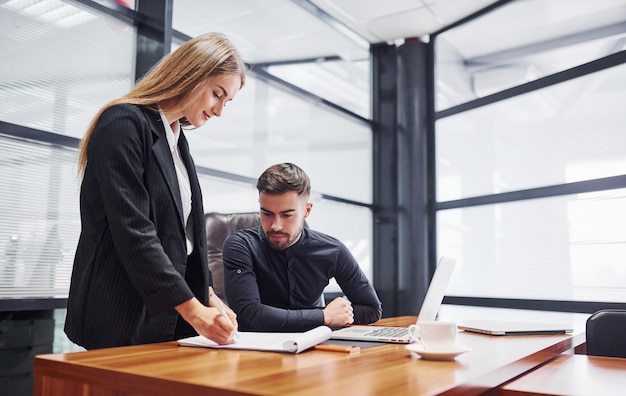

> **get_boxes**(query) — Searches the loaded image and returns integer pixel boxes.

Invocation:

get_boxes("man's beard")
[265,229,300,250]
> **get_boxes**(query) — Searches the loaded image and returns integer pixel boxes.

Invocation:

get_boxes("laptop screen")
[417,257,456,323]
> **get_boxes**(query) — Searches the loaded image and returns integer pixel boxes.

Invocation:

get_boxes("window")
[0,0,135,139]
[0,135,80,299]
[173,0,374,281]
[434,0,626,307]
[0,0,135,299]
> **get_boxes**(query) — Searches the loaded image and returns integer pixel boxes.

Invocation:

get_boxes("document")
[177,325,332,354]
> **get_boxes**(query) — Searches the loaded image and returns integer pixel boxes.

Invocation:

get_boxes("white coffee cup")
[408,321,457,351]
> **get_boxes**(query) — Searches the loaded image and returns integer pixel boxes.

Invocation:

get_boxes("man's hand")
[323,297,354,327]
[176,297,237,344]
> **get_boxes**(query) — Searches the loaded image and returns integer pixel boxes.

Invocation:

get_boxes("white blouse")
[160,110,194,255]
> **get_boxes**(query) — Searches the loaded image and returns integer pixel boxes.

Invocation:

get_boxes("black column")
[372,38,433,317]
[371,43,399,316]
[134,0,173,81]
[396,38,432,315]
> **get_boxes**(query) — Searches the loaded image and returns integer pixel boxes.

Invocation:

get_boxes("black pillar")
[396,38,432,315]
[372,38,433,317]
[372,43,399,317]
[134,0,173,81]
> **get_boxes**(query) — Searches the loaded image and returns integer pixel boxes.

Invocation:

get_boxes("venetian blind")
[0,135,80,298]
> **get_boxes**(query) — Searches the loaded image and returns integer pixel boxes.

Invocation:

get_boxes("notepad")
[177,325,332,354]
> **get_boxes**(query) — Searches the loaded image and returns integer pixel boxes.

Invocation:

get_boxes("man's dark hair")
[257,162,311,197]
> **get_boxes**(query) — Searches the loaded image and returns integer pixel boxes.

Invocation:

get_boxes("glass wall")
[438,190,626,302]
[186,76,373,203]
[434,0,626,306]
[0,1,135,300]
[173,0,374,281]
[437,63,626,201]
[0,0,374,301]
[266,59,371,120]
[172,0,371,120]
[0,136,80,299]
[0,0,137,353]
[435,0,626,111]
[0,0,135,138]
[1,0,375,352]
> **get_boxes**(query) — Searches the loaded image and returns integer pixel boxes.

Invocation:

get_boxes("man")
[223,162,382,332]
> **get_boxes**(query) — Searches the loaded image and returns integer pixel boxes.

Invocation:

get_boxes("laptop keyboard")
[364,327,409,338]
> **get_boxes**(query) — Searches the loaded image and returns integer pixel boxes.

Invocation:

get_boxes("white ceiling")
[172,0,626,72]
[172,0,502,64]
[307,0,499,43]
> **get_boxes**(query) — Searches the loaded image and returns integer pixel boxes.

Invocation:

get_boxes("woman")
[64,32,244,349]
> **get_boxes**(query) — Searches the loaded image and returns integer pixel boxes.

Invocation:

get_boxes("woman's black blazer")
[64,104,210,349]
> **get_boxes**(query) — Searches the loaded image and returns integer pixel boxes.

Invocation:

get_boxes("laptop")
[457,319,573,336]
[329,256,456,344]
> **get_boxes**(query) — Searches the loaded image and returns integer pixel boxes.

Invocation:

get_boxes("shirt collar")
[159,109,180,153]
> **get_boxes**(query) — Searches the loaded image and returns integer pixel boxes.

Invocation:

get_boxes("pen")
[314,344,360,354]
[213,295,239,339]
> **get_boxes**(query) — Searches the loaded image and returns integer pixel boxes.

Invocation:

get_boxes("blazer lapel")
[177,132,203,242]
[147,111,185,230]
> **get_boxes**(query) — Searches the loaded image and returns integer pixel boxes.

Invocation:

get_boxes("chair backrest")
[586,309,626,358]
[205,212,261,300]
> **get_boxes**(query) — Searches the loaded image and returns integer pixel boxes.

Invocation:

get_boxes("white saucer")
[405,344,471,361]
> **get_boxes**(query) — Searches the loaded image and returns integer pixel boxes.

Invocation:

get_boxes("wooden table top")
[497,354,626,396]
[35,314,586,396]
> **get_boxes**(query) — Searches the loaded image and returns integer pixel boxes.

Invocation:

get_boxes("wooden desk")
[496,354,626,396]
[34,313,586,396]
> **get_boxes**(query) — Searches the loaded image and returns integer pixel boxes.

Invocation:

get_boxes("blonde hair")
[77,32,246,174]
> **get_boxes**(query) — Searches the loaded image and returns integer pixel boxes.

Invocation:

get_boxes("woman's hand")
[208,289,238,328]
[176,297,238,344]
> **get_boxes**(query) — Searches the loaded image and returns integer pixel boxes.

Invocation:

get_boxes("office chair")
[205,212,313,302]
[585,309,626,358]
[205,212,261,300]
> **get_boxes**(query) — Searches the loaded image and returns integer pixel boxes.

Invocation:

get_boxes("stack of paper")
[178,325,332,354]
